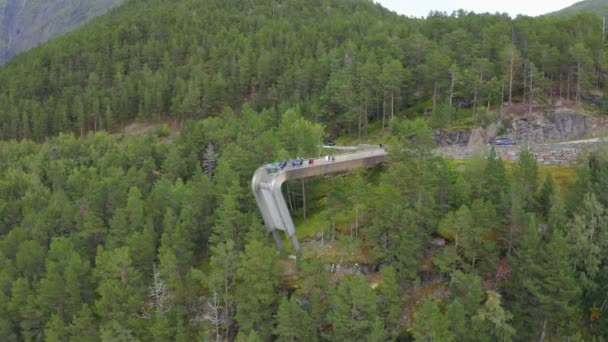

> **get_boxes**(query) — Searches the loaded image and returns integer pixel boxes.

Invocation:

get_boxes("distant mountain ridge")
[0,0,123,63]
[548,0,608,17]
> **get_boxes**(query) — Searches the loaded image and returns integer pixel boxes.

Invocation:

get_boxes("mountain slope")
[0,0,603,143]
[0,0,123,62]
[547,0,608,17]
[0,0,409,140]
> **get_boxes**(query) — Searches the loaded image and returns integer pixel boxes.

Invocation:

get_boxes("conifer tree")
[481,148,509,219]
[471,291,514,342]
[513,147,538,211]
[328,275,379,341]
[513,218,580,340]
[536,173,556,220]
[274,297,313,342]
[379,266,403,338]
[412,299,454,342]
[234,239,281,340]
[567,193,607,292]
[207,240,238,338]
[68,305,98,342]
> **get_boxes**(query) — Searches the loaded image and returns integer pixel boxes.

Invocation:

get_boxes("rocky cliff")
[0,0,123,63]
[432,110,608,146]
[508,110,606,143]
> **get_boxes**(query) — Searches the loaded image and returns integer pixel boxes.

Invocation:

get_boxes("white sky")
[375,0,580,18]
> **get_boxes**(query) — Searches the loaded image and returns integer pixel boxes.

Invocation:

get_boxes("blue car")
[489,137,515,146]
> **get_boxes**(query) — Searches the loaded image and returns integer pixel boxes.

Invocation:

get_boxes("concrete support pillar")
[272,230,283,250]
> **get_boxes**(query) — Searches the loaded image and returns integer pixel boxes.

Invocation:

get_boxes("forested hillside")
[2,108,608,340]
[0,0,123,63]
[3,0,608,340]
[0,0,606,142]
[549,0,608,18]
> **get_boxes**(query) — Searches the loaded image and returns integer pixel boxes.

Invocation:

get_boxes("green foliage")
[235,239,282,340]
[511,218,581,340]
[328,275,379,341]
[536,173,556,219]
[513,147,538,211]
[378,266,403,338]
[0,1,606,339]
[0,0,603,143]
[471,291,514,342]
[567,193,608,292]
[274,297,313,342]
[412,299,454,342]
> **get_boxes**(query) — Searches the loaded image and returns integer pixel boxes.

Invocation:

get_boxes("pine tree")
[328,275,379,341]
[462,199,498,274]
[0,291,17,341]
[378,266,403,338]
[481,148,509,219]
[445,300,468,341]
[471,291,514,342]
[234,239,281,339]
[537,173,556,219]
[68,305,98,342]
[567,193,607,292]
[207,240,238,338]
[366,185,422,280]
[44,314,68,342]
[412,299,454,342]
[513,218,581,340]
[274,297,313,342]
[513,147,538,211]
[37,237,90,322]
[94,246,144,333]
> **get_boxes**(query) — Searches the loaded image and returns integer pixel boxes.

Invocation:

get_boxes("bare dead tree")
[139,263,171,319]
[202,290,224,342]
[202,142,218,178]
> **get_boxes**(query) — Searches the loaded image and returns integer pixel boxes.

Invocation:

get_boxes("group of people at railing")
[265,155,336,173]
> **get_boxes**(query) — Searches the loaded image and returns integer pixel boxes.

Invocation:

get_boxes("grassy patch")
[294,210,327,239]
[445,158,577,192]
[538,164,577,192]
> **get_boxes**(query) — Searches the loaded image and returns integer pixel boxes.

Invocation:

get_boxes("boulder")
[466,122,499,146]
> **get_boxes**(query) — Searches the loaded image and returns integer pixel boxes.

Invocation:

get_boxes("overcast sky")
[375,0,580,18]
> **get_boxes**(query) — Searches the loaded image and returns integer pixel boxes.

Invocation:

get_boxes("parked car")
[325,140,336,146]
[489,137,515,146]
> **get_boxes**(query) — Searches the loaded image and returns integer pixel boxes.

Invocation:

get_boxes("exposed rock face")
[435,141,604,165]
[0,0,123,63]
[432,129,471,146]
[468,123,499,146]
[432,110,608,146]
[510,110,602,143]
[432,123,498,146]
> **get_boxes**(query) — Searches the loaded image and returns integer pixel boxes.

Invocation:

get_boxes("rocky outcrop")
[433,110,608,147]
[433,123,499,146]
[509,110,604,143]
[432,129,471,146]
[435,140,605,165]
[468,123,499,146]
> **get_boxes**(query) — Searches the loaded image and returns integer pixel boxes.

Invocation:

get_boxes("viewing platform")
[252,147,387,251]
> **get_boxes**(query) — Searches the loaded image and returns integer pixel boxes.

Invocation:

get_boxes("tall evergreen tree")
[234,239,281,340]
[328,275,379,341]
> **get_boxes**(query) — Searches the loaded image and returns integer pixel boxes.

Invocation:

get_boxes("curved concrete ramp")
[251,148,387,251]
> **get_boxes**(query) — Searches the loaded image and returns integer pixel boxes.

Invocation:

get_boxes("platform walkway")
[251,147,387,251]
